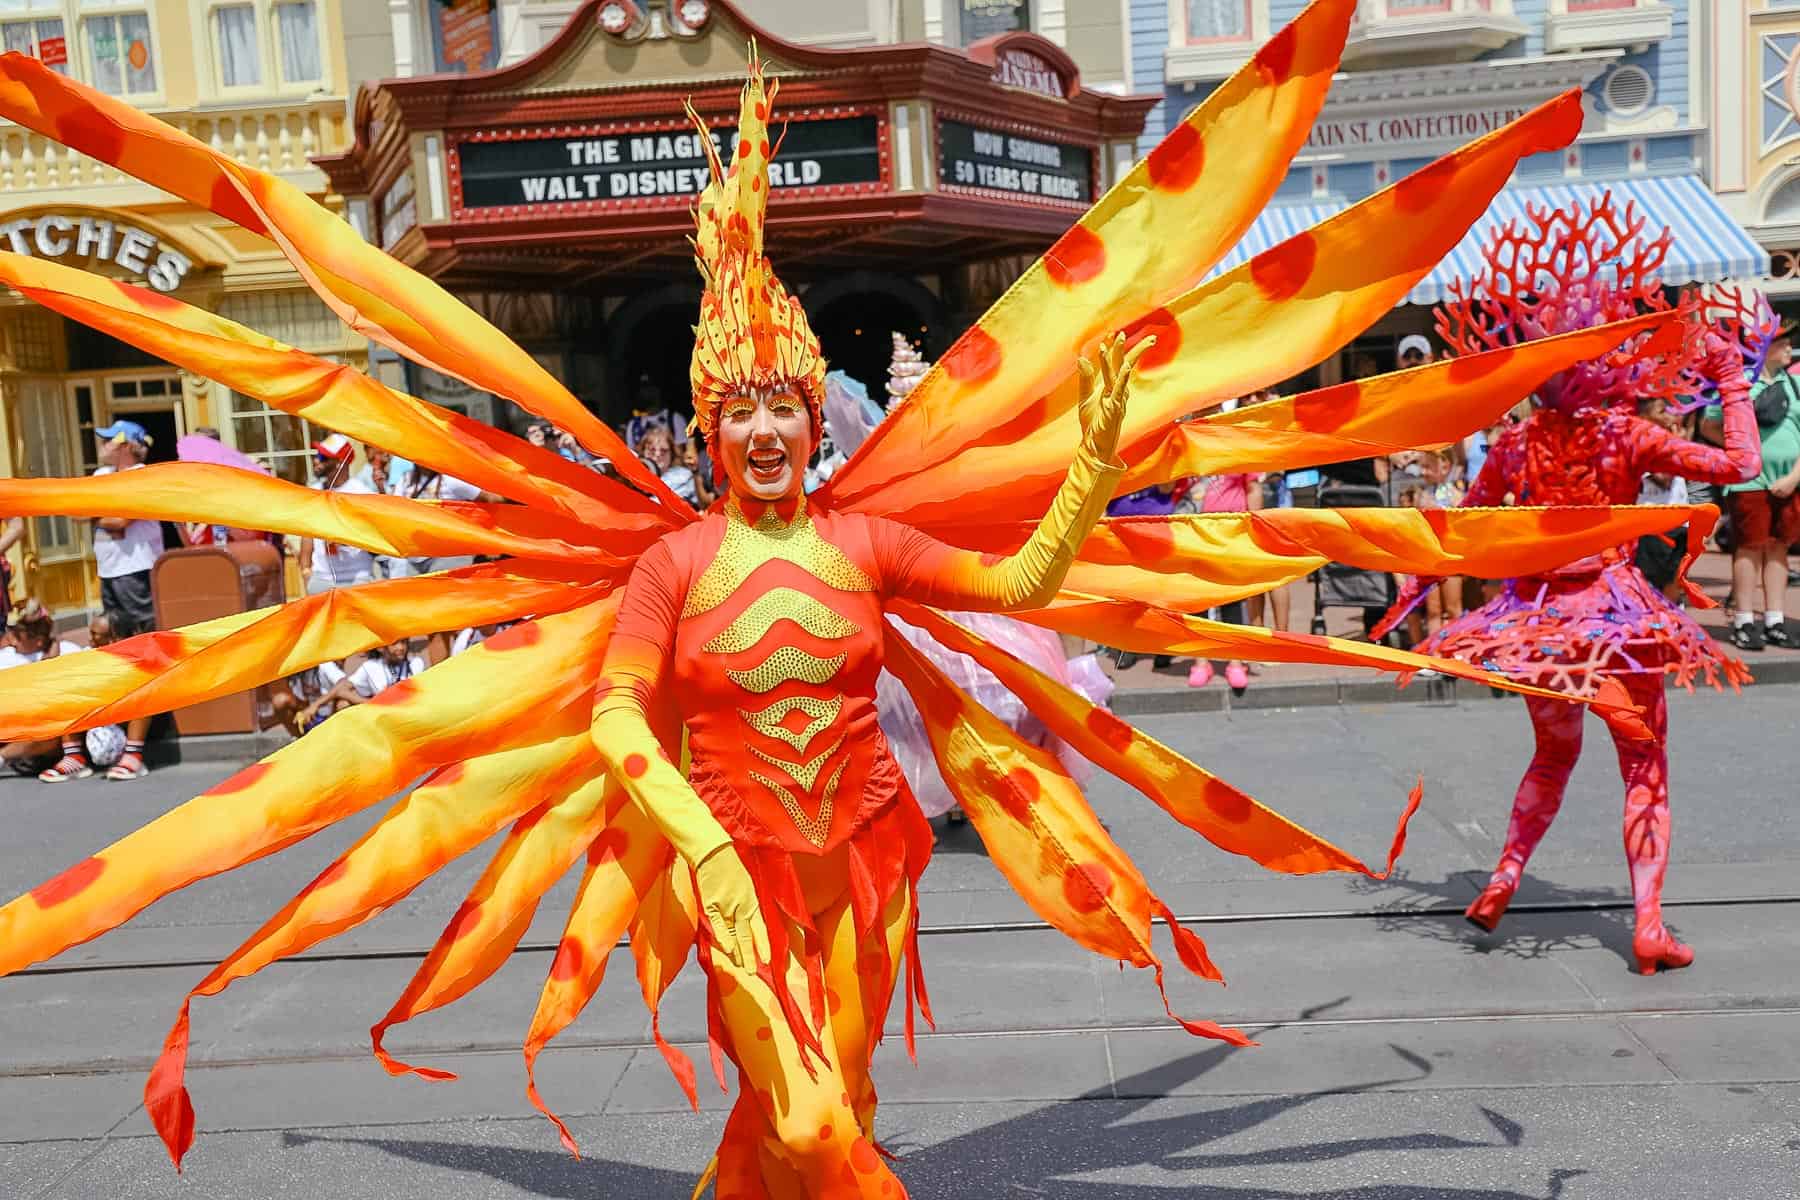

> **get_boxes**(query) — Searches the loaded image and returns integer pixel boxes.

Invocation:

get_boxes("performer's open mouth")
[748,448,786,479]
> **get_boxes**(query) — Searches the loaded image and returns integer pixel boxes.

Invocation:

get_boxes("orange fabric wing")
[0,561,611,742]
[824,0,1355,508]
[0,52,681,508]
[143,719,594,1168]
[897,604,1416,877]
[881,620,1250,1046]
[524,800,675,1157]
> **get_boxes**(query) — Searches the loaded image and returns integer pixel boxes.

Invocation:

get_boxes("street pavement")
[3,685,1798,1198]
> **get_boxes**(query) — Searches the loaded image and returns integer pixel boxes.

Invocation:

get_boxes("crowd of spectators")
[7,331,1800,773]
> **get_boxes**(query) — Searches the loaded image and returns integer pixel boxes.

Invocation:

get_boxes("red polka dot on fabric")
[486,622,541,652]
[1121,306,1180,371]
[1083,708,1136,755]
[1393,158,1458,214]
[1146,124,1204,192]
[818,1123,834,1141]
[1044,224,1106,287]
[1061,862,1115,914]
[1249,233,1317,303]
[1255,23,1298,84]
[551,938,584,981]
[850,1137,881,1174]
[30,856,105,909]
[941,326,1003,383]
[737,138,751,159]
[755,1025,774,1041]
[997,767,1041,824]
[369,679,418,707]
[1293,380,1362,433]
[624,753,649,778]
[1449,346,1514,384]
[206,761,273,795]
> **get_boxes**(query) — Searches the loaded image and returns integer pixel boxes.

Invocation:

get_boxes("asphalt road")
[3,685,1797,1198]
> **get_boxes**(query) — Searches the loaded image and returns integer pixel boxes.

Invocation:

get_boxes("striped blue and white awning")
[1209,175,1769,308]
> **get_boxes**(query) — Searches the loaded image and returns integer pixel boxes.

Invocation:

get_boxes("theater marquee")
[451,111,886,217]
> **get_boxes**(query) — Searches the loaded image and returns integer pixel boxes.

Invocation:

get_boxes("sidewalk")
[1106,548,1800,714]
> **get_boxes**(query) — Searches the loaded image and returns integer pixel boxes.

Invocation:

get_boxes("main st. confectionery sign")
[455,115,882,211]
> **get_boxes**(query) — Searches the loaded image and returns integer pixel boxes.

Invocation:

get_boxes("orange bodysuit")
[590,450,1120,1198]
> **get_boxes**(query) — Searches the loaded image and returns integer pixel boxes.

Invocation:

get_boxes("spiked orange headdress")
[687,56,826,443]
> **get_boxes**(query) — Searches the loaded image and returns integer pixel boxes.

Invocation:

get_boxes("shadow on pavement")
[282,1001,1586,1199]
[1346,869,1665,972]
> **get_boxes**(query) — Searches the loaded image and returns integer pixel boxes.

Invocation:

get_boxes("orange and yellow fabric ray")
[525,800,675,1156]
[929,503,1711,612]
[1121,313,1677,486]
[142,720,594,1167]
[0,561,610,742]
[0,253,668,531]
[0,464,620,565]
[831,91,1585,525]
[0,601,613,981]
[1026,594,1650,737]
[825,0,1355,509]
[371,766,621,1081]
[629,856,703,1110]
[0,52,683,508]
[882,622,1249,1045]
[900,605,1415,876]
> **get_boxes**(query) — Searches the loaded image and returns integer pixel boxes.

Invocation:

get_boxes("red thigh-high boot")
[1605,674,1691,974]
[1468,694,1586,930]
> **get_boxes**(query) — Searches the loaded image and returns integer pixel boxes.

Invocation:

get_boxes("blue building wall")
[1130,0,1169,157]
[1129,1,1695,203]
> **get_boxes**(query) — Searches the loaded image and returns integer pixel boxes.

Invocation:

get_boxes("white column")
[924,0,946,44]
[1038,0,1067,45]
[1711,0,1748,196]
[497,0,530,65]
[388,0,416,77]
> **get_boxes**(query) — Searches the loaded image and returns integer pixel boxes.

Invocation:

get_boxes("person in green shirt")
[1703,329,1800,649]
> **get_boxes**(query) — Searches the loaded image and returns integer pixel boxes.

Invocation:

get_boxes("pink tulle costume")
[1383,197,1762,973]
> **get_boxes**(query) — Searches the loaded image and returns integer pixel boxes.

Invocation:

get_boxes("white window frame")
[193,0,328,100]
[1177,0,1257,44]
[0,2,71,75]
[16,376,84,563]
[1166,0,1268,84]
[75,0,164,104]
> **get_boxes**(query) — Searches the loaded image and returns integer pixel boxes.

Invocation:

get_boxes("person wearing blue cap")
[63,419,164,782]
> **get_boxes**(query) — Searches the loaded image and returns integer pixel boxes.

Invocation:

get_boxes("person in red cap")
[300,433,375,594]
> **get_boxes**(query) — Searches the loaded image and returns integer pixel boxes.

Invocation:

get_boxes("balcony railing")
[0,97,339,198]
[1346,0,1527,67]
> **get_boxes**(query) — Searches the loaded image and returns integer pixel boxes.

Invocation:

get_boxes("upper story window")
[208,0,323,94]
[0,1,69,72]
[427,0,500,73]
[957,0,1030,43]
[79,1,157,97]
[1367,1,1498,14]
[1186,1,1251,41]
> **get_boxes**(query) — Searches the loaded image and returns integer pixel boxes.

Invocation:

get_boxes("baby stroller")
[1309,480,1396,641]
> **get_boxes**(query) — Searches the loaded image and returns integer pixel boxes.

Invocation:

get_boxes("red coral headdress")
[1435,193,1709,413]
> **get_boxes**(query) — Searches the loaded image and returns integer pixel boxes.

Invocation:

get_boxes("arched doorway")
[804,272,948,399]
[605,280,704,429]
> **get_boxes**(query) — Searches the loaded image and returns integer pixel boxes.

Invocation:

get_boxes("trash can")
[150,541,286,735]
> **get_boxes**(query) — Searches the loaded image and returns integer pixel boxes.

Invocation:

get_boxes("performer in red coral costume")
[0,7,1725,1195]
[1383,197,1762,974]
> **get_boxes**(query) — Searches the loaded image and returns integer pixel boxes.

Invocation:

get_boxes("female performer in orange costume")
[0,5,1725,1196]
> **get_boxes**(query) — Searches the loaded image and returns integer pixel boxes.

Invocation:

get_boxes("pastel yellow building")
[0,0,361,616]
